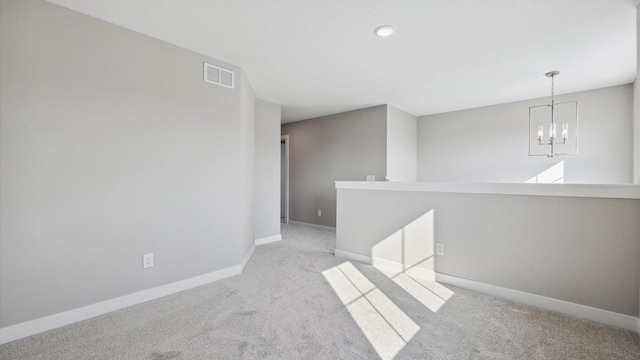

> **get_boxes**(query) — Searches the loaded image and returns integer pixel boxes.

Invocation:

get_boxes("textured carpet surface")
[1,224,639,359]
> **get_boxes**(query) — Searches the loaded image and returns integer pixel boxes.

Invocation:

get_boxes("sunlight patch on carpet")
[375,265,454,313]
[323,262,419,360]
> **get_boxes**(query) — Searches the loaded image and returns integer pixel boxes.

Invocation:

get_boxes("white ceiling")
[48,0,637,123]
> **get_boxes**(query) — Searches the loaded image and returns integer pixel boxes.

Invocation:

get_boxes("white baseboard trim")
[289,220,336,233]
[334,248,372,264]
[333,248,639,333]
[435,272,639,333]
[255,234,282,246]
[371,257,436,281]
[0,246,257,345]
[334,249,436,281]
[240,244,256,271]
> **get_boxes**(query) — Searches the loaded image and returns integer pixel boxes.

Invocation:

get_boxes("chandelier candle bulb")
[562,124,568,140]
[537,125,544,141]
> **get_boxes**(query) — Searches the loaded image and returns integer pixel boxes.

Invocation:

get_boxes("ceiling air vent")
[204,62,234,89]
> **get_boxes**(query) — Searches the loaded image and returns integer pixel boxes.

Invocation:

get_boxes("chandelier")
[528,71,578,157]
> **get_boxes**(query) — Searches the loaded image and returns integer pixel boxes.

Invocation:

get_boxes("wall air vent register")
[204,62,234,88]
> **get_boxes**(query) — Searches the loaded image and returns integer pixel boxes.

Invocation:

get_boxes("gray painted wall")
[336,188,640,317]
[254,99,282,240]
[417,84,634,184]
[386,106,417,182]
[281,106,387,228]
[0,0,251,328]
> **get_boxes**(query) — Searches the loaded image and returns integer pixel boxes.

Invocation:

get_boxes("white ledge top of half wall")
[335,182,640,200]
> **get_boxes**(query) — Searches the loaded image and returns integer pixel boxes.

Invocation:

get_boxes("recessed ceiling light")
[374,25,394,37]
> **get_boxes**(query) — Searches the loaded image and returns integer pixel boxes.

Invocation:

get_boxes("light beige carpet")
[1,224,639,359]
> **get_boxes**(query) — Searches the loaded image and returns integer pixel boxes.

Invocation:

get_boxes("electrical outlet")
[143,253,154,269]
[317,209,322,217]
[435,243,445,256]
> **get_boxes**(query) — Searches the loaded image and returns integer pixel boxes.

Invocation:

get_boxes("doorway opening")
[281,135,289,224]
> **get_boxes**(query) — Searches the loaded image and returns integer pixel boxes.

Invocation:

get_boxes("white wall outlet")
[366,175,375,181]
[435,243,445,256]
[143,253,154,269]
[317,209,322,217]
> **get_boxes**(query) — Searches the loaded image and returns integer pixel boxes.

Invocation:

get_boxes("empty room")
[1,0,639,359]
